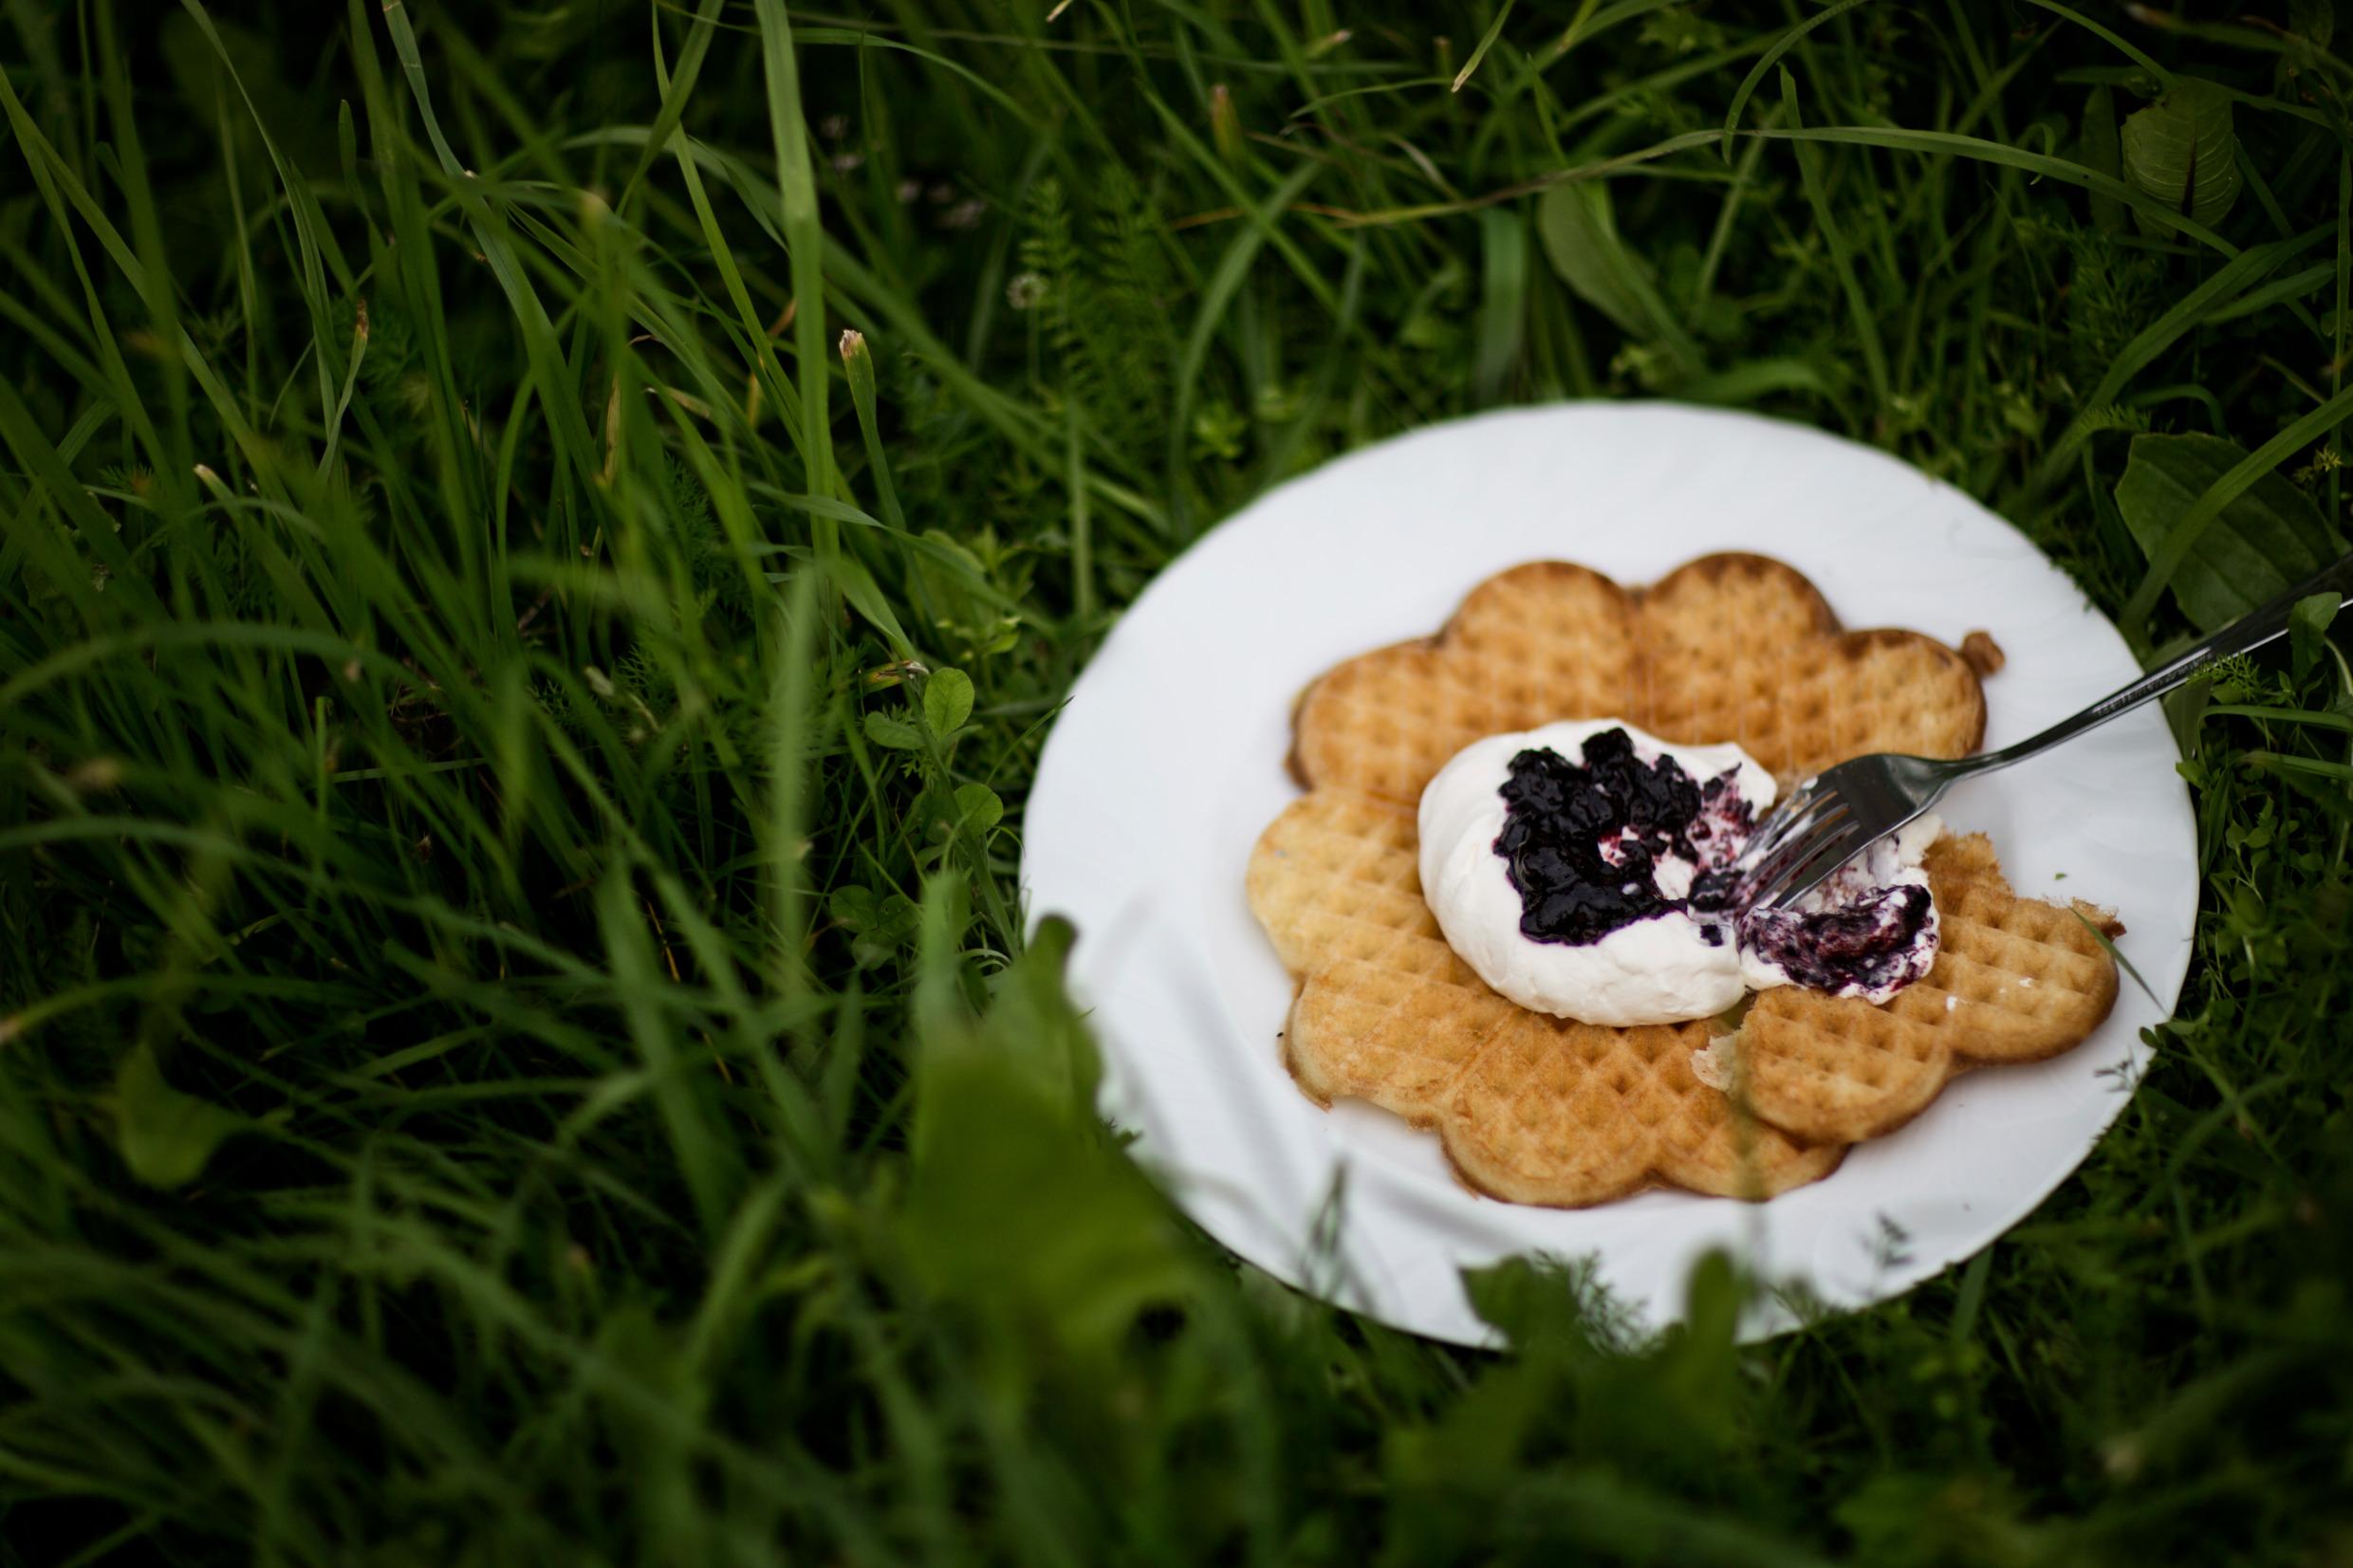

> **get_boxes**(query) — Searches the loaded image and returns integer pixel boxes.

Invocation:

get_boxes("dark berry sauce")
[1492,729,1753,947]
[1739,883,1935,995]
[1489,726,1936,1001]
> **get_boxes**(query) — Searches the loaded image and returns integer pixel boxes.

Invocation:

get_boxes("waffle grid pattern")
[1294,553,1987,804]
[1252,789,1841,1206]
[1247,554,2118,1208]
[1737,835,2122,1144]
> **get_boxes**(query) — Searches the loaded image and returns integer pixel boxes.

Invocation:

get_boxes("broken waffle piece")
[1248,553,2117,1208]
[1733,834,2121,1145]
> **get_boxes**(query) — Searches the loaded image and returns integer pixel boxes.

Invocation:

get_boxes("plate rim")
[1020,399,2194,1347]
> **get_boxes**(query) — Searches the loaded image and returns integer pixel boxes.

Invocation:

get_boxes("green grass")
[4,1,2352,1561]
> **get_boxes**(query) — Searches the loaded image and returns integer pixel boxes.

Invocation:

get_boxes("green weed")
[2,2,2351,1562]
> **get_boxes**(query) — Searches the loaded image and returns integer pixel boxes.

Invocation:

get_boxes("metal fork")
[1735,547,2353,910]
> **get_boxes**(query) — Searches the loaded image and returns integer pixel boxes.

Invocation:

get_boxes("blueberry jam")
[1740,884,1934,994]
[1489,726,1935,1001]
[1492,729,1753,946]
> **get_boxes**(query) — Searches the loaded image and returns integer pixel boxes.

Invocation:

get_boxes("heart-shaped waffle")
[1734,834,2123,1144]
[1249,552,2103,1208]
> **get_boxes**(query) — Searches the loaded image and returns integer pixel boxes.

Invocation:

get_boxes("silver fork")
[1736,548,2353,910]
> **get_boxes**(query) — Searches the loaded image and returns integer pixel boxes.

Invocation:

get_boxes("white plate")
[1021,403,2196,1347]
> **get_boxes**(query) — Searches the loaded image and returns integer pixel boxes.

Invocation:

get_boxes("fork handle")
[1979,546,2353,770]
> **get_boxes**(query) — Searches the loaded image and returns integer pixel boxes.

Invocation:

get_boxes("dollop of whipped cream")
[1417,719,1939,1026]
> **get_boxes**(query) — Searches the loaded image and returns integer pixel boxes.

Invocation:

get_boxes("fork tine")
[1740,794,1848,878]
[1738,798,1816,867]
[1747,845,1837,912]
[1753,821,1865,909]
[1762,790,1843,849]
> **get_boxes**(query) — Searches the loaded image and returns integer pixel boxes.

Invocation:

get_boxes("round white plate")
[1021,403,2196,1347]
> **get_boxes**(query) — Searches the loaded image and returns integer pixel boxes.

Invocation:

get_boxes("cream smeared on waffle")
[1419,720,1773,1024]
[1419,720,1943,1026]
[1248,553,2121,1208]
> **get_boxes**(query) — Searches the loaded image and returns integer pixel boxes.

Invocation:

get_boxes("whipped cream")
[1418,720,1774,1025]
[1417,719,1942,1025]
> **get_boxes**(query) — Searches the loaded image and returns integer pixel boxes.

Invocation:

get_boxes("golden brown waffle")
[1734,834,2124,1144]
[1289,563,1640,803]
[1249,552,2117,1208]
[1293,553,1987,804]
[1251,789,1843,1205]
